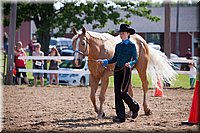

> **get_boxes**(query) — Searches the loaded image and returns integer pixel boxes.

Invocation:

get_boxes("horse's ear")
[82,27,87,34]
[72,26,78,35]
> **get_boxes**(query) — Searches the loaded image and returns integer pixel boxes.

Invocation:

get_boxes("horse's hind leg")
[90,74,100,115]
[98,74,109,119]
[142,78,151,115]
[137,69,151,115]
[128,83,133,97]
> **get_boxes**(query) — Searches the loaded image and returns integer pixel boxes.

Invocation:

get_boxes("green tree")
[3,2,55,56]
[54,1,160,35]
[3,0,160,67]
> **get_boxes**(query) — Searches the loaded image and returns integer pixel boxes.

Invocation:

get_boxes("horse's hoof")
[125,110,132,118]
[97,112,106,119]
[145,109,152,115]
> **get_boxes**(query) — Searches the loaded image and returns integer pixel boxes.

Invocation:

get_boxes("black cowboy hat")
[118,24,135,35]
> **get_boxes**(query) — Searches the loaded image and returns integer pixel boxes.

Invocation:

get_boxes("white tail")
[147,46,177,87]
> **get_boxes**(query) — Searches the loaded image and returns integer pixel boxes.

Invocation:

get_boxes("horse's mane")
[72,31,114,41]
[87,31,114,41]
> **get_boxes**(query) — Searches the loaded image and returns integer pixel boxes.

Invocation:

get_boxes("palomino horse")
[72,27,177,119]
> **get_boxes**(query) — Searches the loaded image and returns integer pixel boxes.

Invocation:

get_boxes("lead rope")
[87,59,125,72]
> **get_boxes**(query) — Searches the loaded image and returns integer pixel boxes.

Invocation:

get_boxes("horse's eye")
[82,40,86,45]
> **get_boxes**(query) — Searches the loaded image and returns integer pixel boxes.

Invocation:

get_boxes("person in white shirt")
[32,43,44,87]
[188,62,196,89]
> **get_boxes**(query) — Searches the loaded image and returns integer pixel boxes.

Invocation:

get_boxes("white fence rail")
[19,69,90,74]
[18,56,194,75]
[18,56,74,60]
[19,68,191,75]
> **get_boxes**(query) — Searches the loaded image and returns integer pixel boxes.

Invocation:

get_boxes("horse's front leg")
[98,72,109,119]
[90,74,100,115]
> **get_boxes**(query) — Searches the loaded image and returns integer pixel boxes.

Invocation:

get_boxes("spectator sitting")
[28,34,37,56]
[185,48,192,59]
[28,40,35,56]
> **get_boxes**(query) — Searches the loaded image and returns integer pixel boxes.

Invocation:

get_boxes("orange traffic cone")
[182,80,200,125]
[154,80,164,97]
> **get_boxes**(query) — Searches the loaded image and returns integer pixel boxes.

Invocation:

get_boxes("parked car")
[47,58,90,86]
[60,45,74,56]
[58,58,89,86]
[169,57,196,71]
[148,42,161,51]
[49,37,73,53]
[148,42,179,59]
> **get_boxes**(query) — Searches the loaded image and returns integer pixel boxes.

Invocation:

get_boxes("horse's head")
[72,27,89,67]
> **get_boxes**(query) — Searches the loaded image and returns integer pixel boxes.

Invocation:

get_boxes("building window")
[147,33,162,45]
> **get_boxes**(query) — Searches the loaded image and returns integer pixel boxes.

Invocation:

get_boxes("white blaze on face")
[74,38,80,66]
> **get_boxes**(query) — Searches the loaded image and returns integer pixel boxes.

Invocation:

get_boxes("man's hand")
[125,62,131,68]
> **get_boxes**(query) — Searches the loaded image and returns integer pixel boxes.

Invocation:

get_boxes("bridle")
[74,34,89,56]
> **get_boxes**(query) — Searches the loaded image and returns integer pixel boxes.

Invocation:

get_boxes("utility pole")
[176,0,180,56]
[164,1,171,59]
[6,3,17,85]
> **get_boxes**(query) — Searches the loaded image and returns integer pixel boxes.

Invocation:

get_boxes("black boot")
[113,116,125,123]
[132,103,140,119]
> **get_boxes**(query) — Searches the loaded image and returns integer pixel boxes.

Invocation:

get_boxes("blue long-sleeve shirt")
[103,39,138,68]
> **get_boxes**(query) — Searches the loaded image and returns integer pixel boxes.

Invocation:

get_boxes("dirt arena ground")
[1,85,199,133]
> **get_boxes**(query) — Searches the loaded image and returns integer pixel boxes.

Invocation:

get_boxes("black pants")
[114,66,139,120]
[16,67,27,78]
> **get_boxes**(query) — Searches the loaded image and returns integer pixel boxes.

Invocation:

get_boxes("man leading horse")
[72,24,177,121]
[98,24,139,122]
